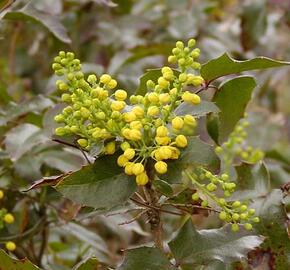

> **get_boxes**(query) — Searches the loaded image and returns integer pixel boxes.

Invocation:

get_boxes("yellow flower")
[159,146,172,160]
[125,162,134,175]
[111,101,126,111]
[175,135,188,148]
[77,139,88,148]
[159,93,170,104]
[132,106,144,117]
[105,141,116,155]
[4,214,14,224]
[155,136,171,146]
[117,155,128,167]
[123,112,136,123]
[136,172,149,186]
[158,77,169,89]
[147,92,159,103]
[0,190,4,199]
[100,74,112,84]
[132,163,144,175]
[172,117,184,130]
[191,93,201,105]
[184,115,197,126]
[147,106,159,117]
[6,241,16,251]
[156,126,168,137]
[114,89,127,101]
[154,161,167,174]
[130,121,143,130]
[124,148,135,160]
[107,79,117,89]
[129,129,142,141]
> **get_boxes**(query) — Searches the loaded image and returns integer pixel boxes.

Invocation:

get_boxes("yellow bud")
[181,91,194,102]
[124,148,135,160]
[132,106,144,117]
[154,161,167,174]
[187,75,204,86]
[168,146,180,159]
[191,94,201,105]
[175,135,188,148]
[115,89,127,101]
[0,190,4,199]
[156,126,168,137]
[168,55,177,63]
[147,106,159,117]
[117,155,128,167]
[163,72,174,81]
[77,138,88,148]
[158,77,169,89]
[100,74,112,84]
[178,73,187,83]
[147,92,159,103]
[111,101,126,111]
[125,162,134,175]
[184,115,197,126]
[4,214,14,224]
[6,241,16,251]
[121,141,130,151]
[159,146,172,159]
[172,117,184,129]
[105,141,116,155]
[154,149,163,161]
[170,88,178,95]
[159,93,170,104]
[132,163,144,175]
[122,128,131,139]
[123,112,136,123]
[130,121,142,130]
[136,172,149,186]
[107,79,117,89]
[80,107,90,118]
[129,129,142,141]
[161,66,173,74]
[155,136,171,146]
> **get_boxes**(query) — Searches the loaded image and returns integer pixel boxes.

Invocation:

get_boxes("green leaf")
[153,179,173,197]
[240,0,267,51]
[3,3,71,43]
[118,247,173,270]
[74,257,99,270]
[135,68,180,96]
[55,154,137,211]
[174,101,220,117]
[168,220,264,266]
[251,189,290,269]
[162,136,219,183]
[201,53,290,82]
[210,76,256,143]
[231,162,271,201]
[0,249,41,270]
[0,95,53,126]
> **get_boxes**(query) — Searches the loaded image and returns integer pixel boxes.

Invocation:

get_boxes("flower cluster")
[0,189,16,251]
[52,39,204,186]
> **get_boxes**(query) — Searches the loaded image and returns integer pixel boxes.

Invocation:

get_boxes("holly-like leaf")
[201,53,290,82]
[231,162,271,201]
[0,249,41,269]
[3,2,71,43]
[55,154,137,211]
[153,179,173,197]
[251,189,290,269]
[174,101,220,117]
[135,68,180,96]
[208,76,256,143]
[168,220,264,266]
[118,247,174,270]
[162,136,219,183]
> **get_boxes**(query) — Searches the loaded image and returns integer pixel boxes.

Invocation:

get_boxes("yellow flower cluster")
[0,189,16,251]
[53,39,204,186]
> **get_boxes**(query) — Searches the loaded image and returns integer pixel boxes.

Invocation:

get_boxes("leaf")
[4,123,49,161]
[251,189,290,269]
[55,154,137,210]
[210,76,256,143]
[3,2,71,43]
[0,95,53,126]
[231,162,271,201]
[201,53,290,82]
[118,247,173,270]
[0,249,41,269]
[153,179,173,197]
[73,257,99,270]
[162,137,219,183]
[168,220,264,266]
[240,0,267,51]
[174,101,220,117]
[135,68,180,96]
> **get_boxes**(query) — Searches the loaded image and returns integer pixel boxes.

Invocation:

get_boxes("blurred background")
[0,0,289,269]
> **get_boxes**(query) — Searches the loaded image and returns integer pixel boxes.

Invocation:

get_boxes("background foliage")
[0,0,289,269]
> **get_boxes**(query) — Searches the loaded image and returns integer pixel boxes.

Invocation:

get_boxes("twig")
[118,210,148,225]
[134,191,146,202]
[162,203,220,213]
[105,207,145,217]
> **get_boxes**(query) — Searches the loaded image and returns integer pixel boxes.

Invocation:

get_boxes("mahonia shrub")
[31,38,289,269]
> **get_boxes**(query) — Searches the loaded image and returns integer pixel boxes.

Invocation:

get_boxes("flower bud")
[136,172,149,186]
[154,161,167,174]
[100,74,112,84]
[6,241,16,251]
[4,214,14,224]
[175,135,188,148]
[132,163,144,175]
[77,139,88,148]
[124,148,135,160]
[105,141,116,155]
[172,117,184,130]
